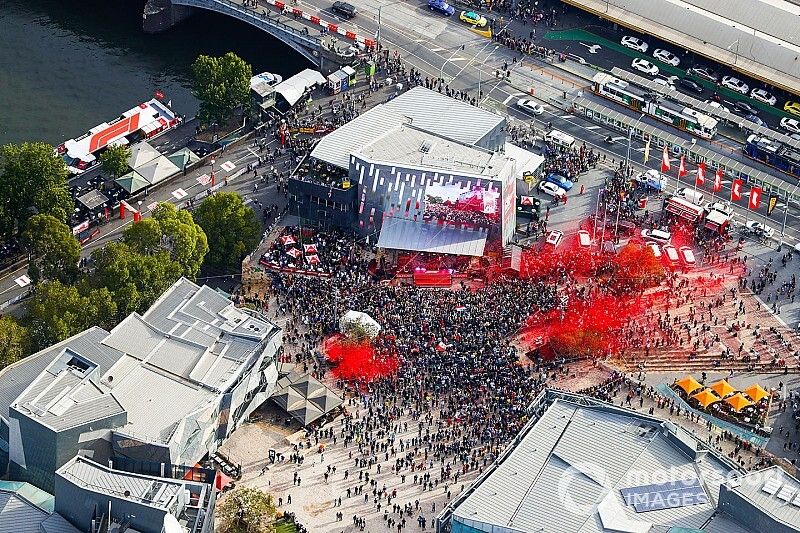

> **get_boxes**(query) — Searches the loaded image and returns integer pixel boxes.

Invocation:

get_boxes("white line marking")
[585,125,601,130]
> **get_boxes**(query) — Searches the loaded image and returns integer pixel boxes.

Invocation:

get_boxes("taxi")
[459,10,487,27]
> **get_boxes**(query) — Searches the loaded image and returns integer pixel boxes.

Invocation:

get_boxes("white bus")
[544,130,575,149]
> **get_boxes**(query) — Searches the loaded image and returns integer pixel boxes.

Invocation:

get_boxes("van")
[332,1,357,18]
[677,187,704,206]
[544,130,575,150]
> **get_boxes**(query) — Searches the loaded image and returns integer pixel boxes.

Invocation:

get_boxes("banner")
[661,146,670,172]
[678,155,687,178]
[767,195,779,216]
[713,169,723,192]
[643,136,651,164]
[731,179,743,201]
[748,186,762,210]
[695,162,705,186]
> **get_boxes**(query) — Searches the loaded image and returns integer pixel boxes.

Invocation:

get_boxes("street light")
[376,0,403,47]
[210,158,216,189]
[614,113,645,239]
[727,39,740,65]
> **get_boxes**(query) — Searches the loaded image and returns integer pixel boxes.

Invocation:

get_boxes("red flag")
[713,169,723,192]
[731,178,744,201]
[695,162,706,186]
[748,186,762,209]
[678,155,687,178]
[661,146,671,172]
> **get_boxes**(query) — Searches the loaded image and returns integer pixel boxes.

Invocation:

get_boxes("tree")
[0,142,72,235]
[100,144,131,180]
[193,192,260,272]
[0,316,30,369]
[192,52,253,125]
[608,243,666,294]
[123,203,208,278]
[23,214,80,284]
[217,487,276,533]
[25,281,117,351]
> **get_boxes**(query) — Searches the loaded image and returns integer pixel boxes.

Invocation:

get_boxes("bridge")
[142,0,361,73]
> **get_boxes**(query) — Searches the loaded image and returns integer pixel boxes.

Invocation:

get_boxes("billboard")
[422,183,500,229]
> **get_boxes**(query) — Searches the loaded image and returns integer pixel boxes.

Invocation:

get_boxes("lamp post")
[615,113,645,239]
[210,158,216,189]
[376,0,403,47]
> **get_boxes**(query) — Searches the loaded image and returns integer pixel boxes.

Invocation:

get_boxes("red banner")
[713,169,723,192]
[695,162,705,186]
[748,186,762,209]
[731,178,744,202]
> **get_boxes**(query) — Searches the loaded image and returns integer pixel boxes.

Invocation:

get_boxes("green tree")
[0,142,72,235]
[193,192,260,272]
[23,214,81,284]
[0,316,30,369]
[25,281,117,350]
[99,144,131,180]
[192,52,253,125]
[123,203,208,278]
[217,487,276,533]
[91,242,183,318]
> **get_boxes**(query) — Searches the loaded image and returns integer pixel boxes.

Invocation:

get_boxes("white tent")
[340,310,381,339]
[128,141,161,168]
[274,69,326,106]
[136,155,180,186]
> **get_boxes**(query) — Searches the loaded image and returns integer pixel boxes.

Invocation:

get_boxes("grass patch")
[274,518,299,533]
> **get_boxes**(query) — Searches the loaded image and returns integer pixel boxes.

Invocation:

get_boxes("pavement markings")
[611,136,627,142]
[220,161,236,172]
[558,114,573,119]
[585,125,601,130]
[172,188,188,200]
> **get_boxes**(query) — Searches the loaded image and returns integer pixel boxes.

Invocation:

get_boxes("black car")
[679,78,704,94]
[332,1,357,17]
[734,101,758,116]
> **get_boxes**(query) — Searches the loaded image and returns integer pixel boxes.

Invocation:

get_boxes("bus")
[591,73,718,140]
[544,130,575,149]
[744,134,800,179]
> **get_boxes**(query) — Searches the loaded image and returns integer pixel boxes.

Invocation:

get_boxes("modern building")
[437,389,800,533]
[0,479,80,533]
[289,87,543,255]
[0,277,282,495]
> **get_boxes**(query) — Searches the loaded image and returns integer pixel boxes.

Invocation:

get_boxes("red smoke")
[323,334,400,382]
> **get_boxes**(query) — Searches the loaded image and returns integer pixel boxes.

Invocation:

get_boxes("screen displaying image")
[423,183,500,228]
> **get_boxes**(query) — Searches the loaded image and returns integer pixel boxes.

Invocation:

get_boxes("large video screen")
[422,183,500,229]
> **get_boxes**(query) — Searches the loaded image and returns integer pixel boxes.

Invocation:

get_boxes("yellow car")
[785,101,800,117]
[459,10,487,27]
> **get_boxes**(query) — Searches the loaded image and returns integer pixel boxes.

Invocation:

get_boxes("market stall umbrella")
[743,383,770,403]
[303,243,318,254]
[675,375,702,395]
[308,388,344,413]
[692,388,721,409]
[116,170,151,194]
[725,392,754,413]
[280,235,296,245]
[286,247,302,259]
[708,379,736,398]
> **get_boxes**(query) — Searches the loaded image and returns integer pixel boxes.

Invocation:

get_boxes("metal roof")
[377,218,488,256]
[564,0,800,93]
[720,466,800,530]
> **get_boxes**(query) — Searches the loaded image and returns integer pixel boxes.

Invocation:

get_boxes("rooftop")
[0,481,79,533]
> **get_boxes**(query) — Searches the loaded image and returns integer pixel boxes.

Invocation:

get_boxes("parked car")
[679,246,696,266]
[621,35,648,52]
[427,0,455,15]
[721,76,749,94]
[459,10,487,26]
[704,201,734,219]
[704,100,730,114]
[652,48,680,66]
[745,114,767,128]
[332,1,357,18]
[679,78,704,94]
[538,181,566,198]
[641,228,672,245]
[577,230,592,248]
[516,98,544,116]
[653,77,674,89]
[785,101,800,117]
[662,244,680,264]
[687,67,719,83]
[631,58,659,76]
[545,173,574,191]
[750,88,777,106]
[780,117,800,134]
[733,101,758,116]
[745,220,775,238]
[545,230,564,247]
[647,242,662,258]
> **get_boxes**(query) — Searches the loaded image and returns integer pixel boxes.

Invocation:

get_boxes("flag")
[748,186,762,209]
[678,155,687,178]
[695,162,706,186]
[661,146,670,172]
[731,178,744,201]
[713,169,723,192]
[643,136,651,164]
[768,195,779,216]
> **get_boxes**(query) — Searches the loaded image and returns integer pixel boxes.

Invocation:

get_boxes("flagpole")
[782,188,793,237]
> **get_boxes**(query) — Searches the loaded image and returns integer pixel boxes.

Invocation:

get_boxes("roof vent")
[419,140,434,154]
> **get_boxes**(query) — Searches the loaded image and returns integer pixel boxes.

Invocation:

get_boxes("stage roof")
[377,218,487,256]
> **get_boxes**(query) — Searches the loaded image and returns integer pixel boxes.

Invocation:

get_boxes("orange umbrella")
[709,379,736,398]
[743,384,770,403]
[725,393,754,413]
[692,388,721,409]
[675,375,702,395]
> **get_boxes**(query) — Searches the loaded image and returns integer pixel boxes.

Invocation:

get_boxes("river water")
[0,0,309,145]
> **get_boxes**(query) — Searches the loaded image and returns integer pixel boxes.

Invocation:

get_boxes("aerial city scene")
[2,0,800,531]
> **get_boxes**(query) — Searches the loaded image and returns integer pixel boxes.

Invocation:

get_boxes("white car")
[631,58,659,76]
[641,228,672,245]
[704,201,734,219]
[745,220,774,238]
[662,245,680,264]
[679,246,696,265]
[704,100,731,114]
[577,230,592,248]
[653,77,674,89]
[538,181,566,198]
[750,88,777,106]
[621,36,648,52]
[516,98,544,116]
[780,117,800,134]
[721,76,749,94]
[546,230,564,247]
[652,48,680,67]
[647,242,662,258]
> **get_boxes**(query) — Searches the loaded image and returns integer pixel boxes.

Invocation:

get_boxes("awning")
[665,197,704,222]
[77,190,109,211]
[128,141,161,168]
[116,171,151,194]
[270,372,343,426]
[135,155,180,186]
[377,218,487,257]
[274,69,326,107]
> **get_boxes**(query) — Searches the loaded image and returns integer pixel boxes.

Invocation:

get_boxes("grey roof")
[271,372,343,426]
[719,465,800,531]
[39,512,83,533]
[57,456,181,510]
[385,87,505,147]
[450,398,736,533]
[564,0,800,92]
[0,485,79,533]
[377,217,488,256]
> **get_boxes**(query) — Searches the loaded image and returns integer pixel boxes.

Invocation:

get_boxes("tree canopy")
[23,214,81,285]
[100,144,131,179]
[0,142,72,235]
[217,487,276,533]
[192,52,253,125]
[0,316,30,369]
[193,192,260,272]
